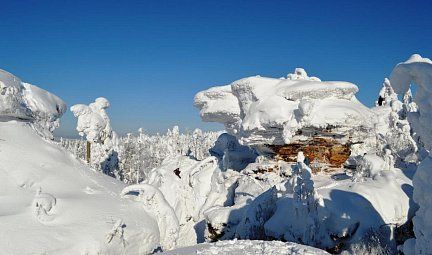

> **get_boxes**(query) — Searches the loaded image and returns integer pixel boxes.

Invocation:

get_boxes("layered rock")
[195,68,376,166]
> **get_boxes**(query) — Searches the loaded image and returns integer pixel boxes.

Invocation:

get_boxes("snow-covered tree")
[375,78,398,107]
[373,79,418,164]
[70,97,121,179]
[285,152,325,246]
[59,127,221,183]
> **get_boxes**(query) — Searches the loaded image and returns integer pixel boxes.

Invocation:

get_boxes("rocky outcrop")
[269,137,351,169]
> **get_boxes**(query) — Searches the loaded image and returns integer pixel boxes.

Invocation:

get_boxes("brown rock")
[268,137,350,168]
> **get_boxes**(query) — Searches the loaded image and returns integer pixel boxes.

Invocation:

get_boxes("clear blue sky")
[0,0,431,137]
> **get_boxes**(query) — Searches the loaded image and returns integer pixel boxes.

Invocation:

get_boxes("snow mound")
[160,239,329,255]
[0,121,161,254]
[0,69,66,133]
[194,69,374,145]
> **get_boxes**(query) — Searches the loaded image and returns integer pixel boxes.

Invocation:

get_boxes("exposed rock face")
[269,137,351,168]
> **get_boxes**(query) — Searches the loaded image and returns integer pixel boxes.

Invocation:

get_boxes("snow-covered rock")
[389,54,432,255]
[142,155,236,247]
[194,69,375,146]
[0,69,66,135]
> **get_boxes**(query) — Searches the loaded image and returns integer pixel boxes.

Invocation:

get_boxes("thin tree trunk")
[86,141,91,164]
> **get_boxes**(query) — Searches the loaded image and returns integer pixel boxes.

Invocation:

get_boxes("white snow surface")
[161,240,329,255]
[0,69,66,133]
[0,120,162,254]
[194,69,375,145]
[389,54,432,255]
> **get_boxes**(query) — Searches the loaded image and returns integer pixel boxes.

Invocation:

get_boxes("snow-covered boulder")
[195,69,375,147]
[142,155,237,247]
[0,69,66,134]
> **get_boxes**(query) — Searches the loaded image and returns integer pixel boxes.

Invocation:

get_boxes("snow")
[389,54,432,255]
[2,55,428,254]
[194,68,375,146]
[0,120,161,254]
[71,97,114,145]
[0,69,66,135]
[390,53,432,150]
[160,240,329,255]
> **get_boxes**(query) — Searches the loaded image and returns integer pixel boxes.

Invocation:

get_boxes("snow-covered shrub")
[352,153,392,182]
[342,227,394,255]
[371,79,418,165]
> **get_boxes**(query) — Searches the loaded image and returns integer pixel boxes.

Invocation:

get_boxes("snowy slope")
[0,120,161,254]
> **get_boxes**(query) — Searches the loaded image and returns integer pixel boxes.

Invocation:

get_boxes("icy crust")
[194,69,374,145]
[389,54,432,255]
[0,69,66,132]
[0,121,161,254]
[160,240,329,255]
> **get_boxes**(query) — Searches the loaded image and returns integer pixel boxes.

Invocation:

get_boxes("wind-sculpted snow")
[0,69,66,134]
[0,121,161,254]
[194,69,374,145]
[390,54,432,255]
